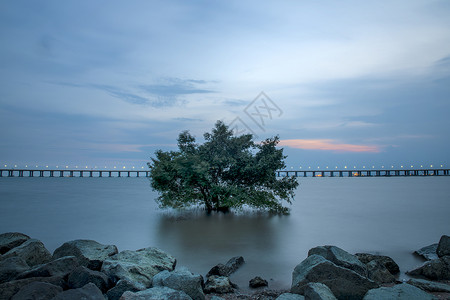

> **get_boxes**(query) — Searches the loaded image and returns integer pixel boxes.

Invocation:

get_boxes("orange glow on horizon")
[279,139,381,153]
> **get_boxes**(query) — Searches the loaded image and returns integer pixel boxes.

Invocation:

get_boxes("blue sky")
[1,0,449,170]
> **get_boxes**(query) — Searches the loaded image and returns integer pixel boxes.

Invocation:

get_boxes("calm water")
[0,177,449,290]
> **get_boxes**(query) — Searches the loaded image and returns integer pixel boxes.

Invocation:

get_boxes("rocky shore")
[0,232,449,299]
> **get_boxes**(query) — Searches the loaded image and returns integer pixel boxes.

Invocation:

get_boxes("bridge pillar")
[50,171,54,177]
[60,171,64,177]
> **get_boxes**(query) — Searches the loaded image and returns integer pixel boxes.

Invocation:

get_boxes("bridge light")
[411,165,413,168]
[66,166,69,168]
[85,166,88,169]
[308,166,311,169]
[382,166,384,168]
[335,166,338,169]
[75,166,78,168]
[391,166,394,168]
[344,166,347,169]
[353,166,356,169]
[363,166,365,168]
[430,165,433,168]
[420,165,423,168]
[56,166,59,168]
[46,165,49,168]
[372,166,375,168]
[317,166,320,169]
[326,166,328,169]
[123,166,126,169]
[114,166,116,169]
[401,165,403,168]
[25,165,28,168]
[141,166,144,169]
[441,165,443,168]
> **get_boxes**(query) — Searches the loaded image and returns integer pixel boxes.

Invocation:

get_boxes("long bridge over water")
[1,168,449,178]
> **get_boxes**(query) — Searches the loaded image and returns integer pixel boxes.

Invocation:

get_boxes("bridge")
[0,168,449,178]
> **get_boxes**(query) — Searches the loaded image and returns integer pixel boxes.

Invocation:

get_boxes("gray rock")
[291,255,378,299]
[414,244,439,261]
[51,282,104,300]
[0,232,30,255]
[363,283,437,300]
[107,279,141,300]
[437,235,450,258]
[209,296,226,300]
[102,247,176,290]
[2,239,52,267]
[406,256,450,280]
[152,267,205,300]
[275,293,305,300]
[53,239,118,270]
[304,282,337,300]
[206,256,245,277]
[355,253,400,274]
[204,275,234,294]
[17,256,79,279]
[120,286,193,300]
[407,278,450,293]
[308,246,367,276]
[249,276,268,288]
[67,265,111,292]
[0,276,65,300]
[11,281,62,300]
[366,260,396,284]
[0,257,30,284]
[225,256,245,274]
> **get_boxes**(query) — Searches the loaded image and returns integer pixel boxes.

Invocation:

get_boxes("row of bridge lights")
[2,165,147,170]
[290,165,444,170]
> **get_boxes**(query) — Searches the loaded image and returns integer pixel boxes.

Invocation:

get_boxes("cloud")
[279,139,381,153]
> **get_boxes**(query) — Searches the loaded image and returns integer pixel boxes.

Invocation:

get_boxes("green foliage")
[148,121,299,214]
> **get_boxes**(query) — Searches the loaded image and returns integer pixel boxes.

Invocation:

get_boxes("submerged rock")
[363,283,437,300]
[2,239,52,267]
[249,276,268,288]
[407,256,450,280]
[437,235,450,258]
[0,232,30,255]
[308,245,367,276]
[414,244,439,261]
[355,253,400,274]
[206,256,245,277]
[120,286,192,300]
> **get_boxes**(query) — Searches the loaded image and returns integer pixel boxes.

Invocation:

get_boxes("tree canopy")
[148,121,298,214]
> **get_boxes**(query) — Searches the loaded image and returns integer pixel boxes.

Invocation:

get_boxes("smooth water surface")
[1,177,449,290]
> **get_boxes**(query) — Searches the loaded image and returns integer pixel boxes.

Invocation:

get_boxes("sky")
[1,0,449,170]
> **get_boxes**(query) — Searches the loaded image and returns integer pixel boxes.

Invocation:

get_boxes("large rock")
[102,247,176,290]
[275,293,305,300]
[366,260,396,284]
[2,239,52,267]
[304,282,337,300]
[363,283,437,300]
[437,235,450,258]
[291,255,378,299]
[0,276,65,300]
[120,286,192,300]
[67,265,111,292]
[308,246,367,276]
[152,268,205,300]
[206,256,245,277]
[407,278,450,293]
[406,256,450,280]
[53,239,118,270]
[107,279,141,300]
[355,253,400,274]
[11,281,62,300]
[17,256,79,279]
[0,232,30,255]
[204,275,235,294]
[51,282,104,300]
[414,244,439,261]
[0,257,30,284]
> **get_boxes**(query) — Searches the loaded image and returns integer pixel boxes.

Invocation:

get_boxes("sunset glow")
[279,139,381,153]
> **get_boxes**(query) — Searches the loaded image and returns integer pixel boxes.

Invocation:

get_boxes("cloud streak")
[279,139,381,153]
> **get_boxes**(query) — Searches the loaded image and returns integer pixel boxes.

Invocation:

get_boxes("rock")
[53,239,118,270]
[206,256,245,277]
[308,245,367,276]
[152,267,205,300]
[366,260,396,284]
[291,254,378,299]
[2,239,52,267]
[406,256,450,280]
[67,265,111,292]
[17,256,79,279]
[102,247,176,290]
[407,278,450,293]
[249,276,268,288]
[363,283,437,300]
[120,286,192,300]
[414,244,439,261]
[11,281,62,300]
[437,235,450,258]
[0,257,30,284]
[0,276,65,300]
[51,282,104,300]
[225,256,245,274]
[107,279,141,300]
[0,232,30,255]
[275,293,305,300]
[355,253,400,274]
[204,275,235,294]
[210,296,226,300]
[304,282,337,300]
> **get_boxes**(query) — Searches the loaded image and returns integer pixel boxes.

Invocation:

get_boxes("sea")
[0,176,449,291]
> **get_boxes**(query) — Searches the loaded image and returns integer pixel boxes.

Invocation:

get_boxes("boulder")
[291,254,378,299]
[120,286,192,300]
[407,278,450,293]
[106,279,141,300]
[355,253,400,274]
[414,244,439,261]
[11,281,62,300]
[308,246,367,276]
[304,282,337,300]
[53,239,118,270]
[0,276,65,300]
[366,260,396,284]
[363,283,437,300]
[67,265,111,292]
[152,267,205,300]
[0,257,30,284]
[0,232,30,255]
[249,276,268,288]
[275,293,305,300]
[204,275,235,294]
[437,235,450,258]
[206,256,244,277]
[210,296,226,300]
[2,239,52,267]
[406,256,450,280]
[51,282,104,300]
[17,256,79,279]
